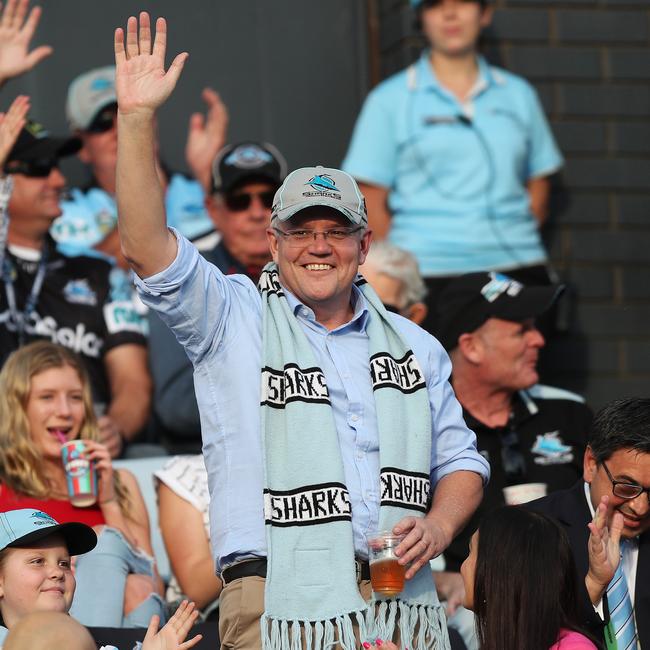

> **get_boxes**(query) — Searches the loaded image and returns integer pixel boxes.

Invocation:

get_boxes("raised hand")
[0,0,52,85]
[185,87,228,191]
[114,12,188,117]
[0,93,28,167]
[141,600,202,650]
[585,495,624,604]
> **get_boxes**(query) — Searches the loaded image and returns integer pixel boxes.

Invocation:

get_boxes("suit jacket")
[526,480,650,648]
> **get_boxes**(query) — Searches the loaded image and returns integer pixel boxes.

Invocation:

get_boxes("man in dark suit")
[527,397,650,649]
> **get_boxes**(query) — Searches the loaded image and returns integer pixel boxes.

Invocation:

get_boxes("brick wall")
[373,0,650,408]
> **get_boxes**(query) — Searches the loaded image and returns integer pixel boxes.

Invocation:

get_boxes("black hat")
[436,272,562,351]
[6,120,81,167]
[211,142,286,194]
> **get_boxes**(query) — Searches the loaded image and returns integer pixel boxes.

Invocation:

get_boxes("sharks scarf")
[259,264,450,650]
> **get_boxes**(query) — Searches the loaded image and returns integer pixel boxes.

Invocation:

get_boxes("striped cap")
[271,166,367,225]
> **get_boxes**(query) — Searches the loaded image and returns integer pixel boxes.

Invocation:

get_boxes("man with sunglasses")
[527,397,650,649]
[148,141,286,452]
[51,65,226,266]
[0,120,150,459]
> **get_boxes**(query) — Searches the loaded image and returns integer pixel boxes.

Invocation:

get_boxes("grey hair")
[364,241,427,307]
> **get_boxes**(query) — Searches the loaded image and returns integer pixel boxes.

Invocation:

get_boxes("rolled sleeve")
[426,340,490,487]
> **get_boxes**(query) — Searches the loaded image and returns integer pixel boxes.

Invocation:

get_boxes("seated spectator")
[461,506,597,649]
[0,342,164,628]
[0,509,201,649]
[437,272,592,573]
[51,65,227,265]
[527,397,650,649]
[148,141,286,452]
[0,118,151,457]
[360,240,428,325]
[155,455,219,620]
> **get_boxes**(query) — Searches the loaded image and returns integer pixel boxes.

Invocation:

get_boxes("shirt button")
[356,451,364,460]
[350,414,359,422]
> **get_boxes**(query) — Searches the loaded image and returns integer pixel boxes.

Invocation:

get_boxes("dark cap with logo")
[211,142,286,194]
[5,120,81,169]
[271,165,368,225]
[436,272,562,351]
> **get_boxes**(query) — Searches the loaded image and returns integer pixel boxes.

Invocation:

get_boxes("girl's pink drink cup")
[60,440,98,507]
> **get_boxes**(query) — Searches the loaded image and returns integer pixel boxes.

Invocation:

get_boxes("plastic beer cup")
[367,530,406,597]
[61,440,98,507]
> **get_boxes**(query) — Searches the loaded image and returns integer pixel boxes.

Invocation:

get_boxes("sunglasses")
[86,106,117,134]
[224,190,275,212]
[5,158,59,178]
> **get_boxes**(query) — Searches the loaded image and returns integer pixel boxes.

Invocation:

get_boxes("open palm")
[587,496,624,587]
[114,12,187,116]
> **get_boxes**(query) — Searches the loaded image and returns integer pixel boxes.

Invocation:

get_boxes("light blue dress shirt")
[136,232,490,571]
[342,54,563,277]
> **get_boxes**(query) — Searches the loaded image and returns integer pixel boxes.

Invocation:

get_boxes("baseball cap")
[66,66,117,132]
[5,120,81,168]
[436,272,563,351]
[0,509,97,556]
[271,165,368,226]
[211,142,286,194]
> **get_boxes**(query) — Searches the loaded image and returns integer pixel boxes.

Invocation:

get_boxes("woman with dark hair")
[460,507,599,650]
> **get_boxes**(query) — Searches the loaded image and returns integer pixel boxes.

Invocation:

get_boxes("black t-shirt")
[445,385,593,572]
[0,238,147,403]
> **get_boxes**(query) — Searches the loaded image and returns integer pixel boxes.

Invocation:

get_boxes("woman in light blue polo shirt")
[343,0,563,333]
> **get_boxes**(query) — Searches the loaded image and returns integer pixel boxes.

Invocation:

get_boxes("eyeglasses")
[86,105,117,134]
[272,226,364,246]
[224,190,275,212]
[4,158,59,178]
[602,460,650,500]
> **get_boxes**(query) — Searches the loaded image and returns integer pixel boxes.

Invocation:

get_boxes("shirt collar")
[416,51,502,97]
[284,282,370,333]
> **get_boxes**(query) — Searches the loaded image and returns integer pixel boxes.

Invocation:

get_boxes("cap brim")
[13,136,82,163]
[490,284,563,322]
[8,521,97,556]
[273,198,365,225]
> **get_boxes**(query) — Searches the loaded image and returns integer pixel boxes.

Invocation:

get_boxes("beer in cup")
[366,530,406,597]
[61,440,98,507]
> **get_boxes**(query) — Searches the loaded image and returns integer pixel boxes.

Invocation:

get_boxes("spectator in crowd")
[342,0,563,333]
[0,0,52,90]
[0,342,165,628]
[437,272,592,576]
[360,240,428,325]
[149,141,285,452]
[528,397,650,649]
[0,509,202,649]
[115,13,489,649]
[460,506,598,649]
[50,65,227,265]
[0,118,150,457]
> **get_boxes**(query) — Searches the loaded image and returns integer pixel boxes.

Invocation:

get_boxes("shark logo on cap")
[31,511,57,526]
[306,174,339,193]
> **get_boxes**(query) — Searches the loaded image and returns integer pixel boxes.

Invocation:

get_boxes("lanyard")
[3,248,48,347]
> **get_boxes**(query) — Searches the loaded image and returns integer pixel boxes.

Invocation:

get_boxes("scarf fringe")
[261,603,449,650]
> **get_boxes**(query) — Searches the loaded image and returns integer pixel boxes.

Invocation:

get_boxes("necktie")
[606,547,638,650]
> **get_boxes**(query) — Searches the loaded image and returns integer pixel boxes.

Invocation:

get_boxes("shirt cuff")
[432,457,490,486]
[593,598,605,620]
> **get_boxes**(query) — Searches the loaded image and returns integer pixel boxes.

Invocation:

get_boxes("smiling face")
[421,0,492,57]
[468,317,544,391]
[0,535,75,628]
[267,208,372,329]
[25,365,85,461]
[585,447,650,539]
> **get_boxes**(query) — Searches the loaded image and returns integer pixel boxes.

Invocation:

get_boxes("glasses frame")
[272,225,364,246]
[223,189,275,212]
[601,460,650,501]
